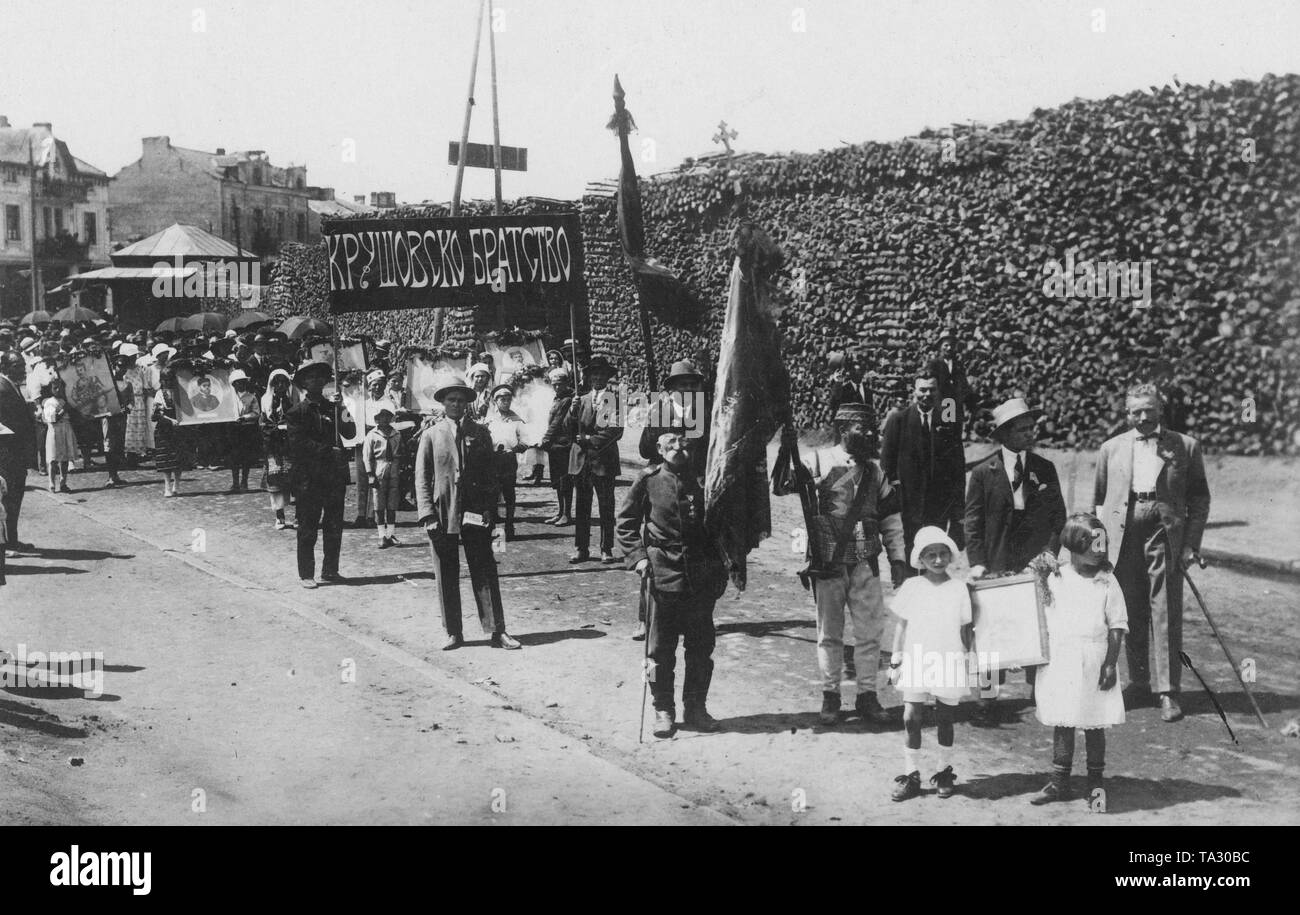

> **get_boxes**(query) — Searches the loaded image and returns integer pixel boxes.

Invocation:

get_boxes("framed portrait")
[486,341,544,386]
[969,572,1049,671]
[59,352,123,418]
[174,367,241,425]
[404,353,467,414]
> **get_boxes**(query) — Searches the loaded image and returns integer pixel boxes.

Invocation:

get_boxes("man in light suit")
[881,367,966,570]
[964,397,1067,725]
[1095,383,1210,722]
[415,374,520,651]
[567,355,623,564]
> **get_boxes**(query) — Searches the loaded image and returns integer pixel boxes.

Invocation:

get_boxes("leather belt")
[1130,491,1157,501]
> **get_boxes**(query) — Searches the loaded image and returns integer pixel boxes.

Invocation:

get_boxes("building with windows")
[109,136,325,260]
[0,117,111,316]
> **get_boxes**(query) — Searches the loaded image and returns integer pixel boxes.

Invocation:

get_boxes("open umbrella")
[278,316,333,340]
[181,312,229,334]
[228,310,273,331]
[20,311,52,325]
[156,317,187,333]
[51,304,99,323]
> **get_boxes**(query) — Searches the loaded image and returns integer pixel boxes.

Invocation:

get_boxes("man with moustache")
[1094,383,1209,723]
[804,403,907,726]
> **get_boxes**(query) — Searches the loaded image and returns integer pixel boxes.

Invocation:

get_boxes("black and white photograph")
[1,0,1297,885]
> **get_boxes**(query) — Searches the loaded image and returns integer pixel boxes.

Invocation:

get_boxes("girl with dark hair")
[151,368,183,497]
[1030,512,1128,812]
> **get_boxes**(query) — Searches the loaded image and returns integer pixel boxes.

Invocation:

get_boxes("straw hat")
[990,397,1043,432]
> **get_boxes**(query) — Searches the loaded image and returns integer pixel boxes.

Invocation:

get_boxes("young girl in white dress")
[1030,513,1128,812]
[887,526,973,801]
[42,379,77,493]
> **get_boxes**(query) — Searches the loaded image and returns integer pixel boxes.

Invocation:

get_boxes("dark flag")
[704,222,791,591]
[608,76,688,290]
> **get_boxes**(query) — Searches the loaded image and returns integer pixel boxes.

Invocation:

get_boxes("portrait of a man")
[191,375,222,413]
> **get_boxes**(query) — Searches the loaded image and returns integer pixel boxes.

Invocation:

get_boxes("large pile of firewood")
[583,74,1299,453]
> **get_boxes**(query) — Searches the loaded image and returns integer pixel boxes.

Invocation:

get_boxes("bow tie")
[1137,432,1159,442]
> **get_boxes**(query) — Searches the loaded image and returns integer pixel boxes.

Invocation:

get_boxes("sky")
[2,0,1298,205]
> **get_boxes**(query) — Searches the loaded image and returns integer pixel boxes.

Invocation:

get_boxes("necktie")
[1012,453,1023,492]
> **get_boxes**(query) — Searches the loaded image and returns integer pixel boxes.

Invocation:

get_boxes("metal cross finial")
[712,120,738,154]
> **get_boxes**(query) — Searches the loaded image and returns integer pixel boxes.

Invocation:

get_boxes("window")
[295,177,304,189]
[5,205,20,242]
[296,212,306,242]
[274,210,285,238]
[2,166,19,184]
[53,208,63,232]
[253,207,264,227]
[251,166,262,185]
[83,212,97,246]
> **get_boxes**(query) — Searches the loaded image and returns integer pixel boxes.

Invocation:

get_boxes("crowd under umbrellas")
[0,301,1245,813]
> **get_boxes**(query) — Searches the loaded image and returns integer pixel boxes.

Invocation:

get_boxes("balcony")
[37,231,90,263]
[39,177,90,203]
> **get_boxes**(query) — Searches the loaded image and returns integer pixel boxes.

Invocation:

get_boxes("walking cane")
[1182,558,1269,729]
[638,570,653,744]
[1179,650,1238,745]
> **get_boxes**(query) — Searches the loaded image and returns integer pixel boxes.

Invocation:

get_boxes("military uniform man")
[617,431,728,738]
[287,362,356,588]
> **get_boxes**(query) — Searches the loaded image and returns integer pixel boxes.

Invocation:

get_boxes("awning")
[66,266,196,283]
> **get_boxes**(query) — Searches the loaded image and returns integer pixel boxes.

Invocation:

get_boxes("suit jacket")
[0,374,37,474]
[881,403,966,546]
[415,416,499,534]
[926,358,978,430]
[828,376,871,418]
[964,449,1067,573]
[1093,428,1210,566]
[566,388,623,477]
[638,392,710,482]
[286,397,356,493]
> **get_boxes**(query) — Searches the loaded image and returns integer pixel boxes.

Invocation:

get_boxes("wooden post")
[435,0,487,352]
[487,0,503,217]
[28,139,39,312]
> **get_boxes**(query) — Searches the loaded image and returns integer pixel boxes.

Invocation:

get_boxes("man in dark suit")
[826,351,872,420]
[287,362,356,587]
[415,374,519,651]
[881,367,966,568]
[618,431,728,737]
[964,397,1067,723]
[1095,383,1210,722]
[0,353,37,554]
[928,330,980,437]
[567,355,623,564]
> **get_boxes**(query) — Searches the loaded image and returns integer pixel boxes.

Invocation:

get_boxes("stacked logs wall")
[264,74,1298,453]
[585,75,1299,454]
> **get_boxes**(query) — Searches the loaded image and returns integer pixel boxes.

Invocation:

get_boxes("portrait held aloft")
[58,354,122,419]
[173,368,240,425]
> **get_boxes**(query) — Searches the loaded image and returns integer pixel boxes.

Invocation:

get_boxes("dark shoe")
[819,691,841,726]
[653,710,676,738]
[891,771,921,802]
[491,632,521,650]
[568,549,591,564]
[930,766,958,799]
[10,541,34,552]
[319,571,345,583]
[854,691,891,725]
[1030,775,1073,805]
[683,705,720,732]
[378,538,391,550]
[631,620,647,641]
[442,635,463,651]
[1160,694,1183,722]
[601,550,618,564]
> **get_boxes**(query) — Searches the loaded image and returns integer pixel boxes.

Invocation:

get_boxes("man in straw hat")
[566,354,623,564]
[638,358,710,484]
[964,396,1067,725]
[1094,383,1209,723]
[803,402,907,726]
[415,372,520,651]
[286,361,356,588]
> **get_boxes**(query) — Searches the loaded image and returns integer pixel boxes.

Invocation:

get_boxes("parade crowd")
[0,316,1210,811]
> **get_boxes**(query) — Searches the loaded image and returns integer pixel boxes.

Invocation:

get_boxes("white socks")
[904,747,921,775]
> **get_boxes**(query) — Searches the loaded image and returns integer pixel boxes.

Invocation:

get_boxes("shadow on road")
[4,565,88,576]
[962,771,1242,813]
[30,548,135,561]
[515,629,607,647]
[0,697,88,737]
[716,618,815,641]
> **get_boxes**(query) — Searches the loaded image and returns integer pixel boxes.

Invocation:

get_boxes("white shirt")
[1001,446,1026,510]
[1132,428,1162,492]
